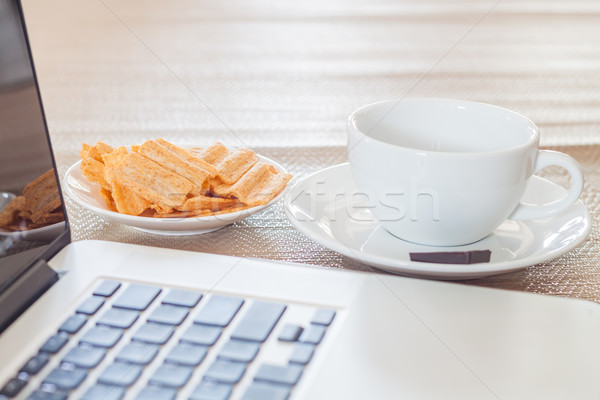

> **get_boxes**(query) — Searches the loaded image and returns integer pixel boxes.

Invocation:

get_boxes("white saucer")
[65,155,289,236]
[283,163,591,280]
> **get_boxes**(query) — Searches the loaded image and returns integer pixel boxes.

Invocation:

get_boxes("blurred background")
[22,0,600,158]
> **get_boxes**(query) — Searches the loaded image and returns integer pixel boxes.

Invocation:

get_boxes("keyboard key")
[277,324,303,342]
[299,325,326,345]
[254,364,303,386]
[218,340,260,363]
[0,377,27,397]
[189,381,232,400]
[62,346,105,369]
[180,324,221,346]
[21,353,50,375]
[194,295,243,327]
[147,305,189,326]
[80,326,123,348]
[97,362,142,386]
[134,386,176,400]
[288,343,315,365]
[230,301,286,342]
[58,314,87,334]
[204,360,246,384]
[27,390,68,400]
[165,343,208,366]
[81,384,124,400]
[132,323,173,345]
[162,289,202,308]
[311,308,336,326]
[241,382,290,400]
[149,364,193,388]
[96,308,139,329]
[112,284,161,311]
[76,297,104,315]
[93,280,121,297]
[40,333,69,354]
[115,342,159,365]
[43,367,87,390]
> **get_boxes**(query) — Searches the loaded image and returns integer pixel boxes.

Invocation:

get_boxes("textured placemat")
[63,144,600,302]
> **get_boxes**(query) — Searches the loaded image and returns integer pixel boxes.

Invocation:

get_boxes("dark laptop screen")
[0,0,68,294]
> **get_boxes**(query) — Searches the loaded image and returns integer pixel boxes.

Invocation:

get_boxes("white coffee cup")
[347,98,583,246]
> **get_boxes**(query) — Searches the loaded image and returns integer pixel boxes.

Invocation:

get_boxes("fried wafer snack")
[210,162,292,206]
[78,139,292,219]
[176,195,243,212]
[194,142,259,185]
[139,139,218,194]
[100,146,150,213]
[192,142,228,165]
[0,169,64,232]
[105,152,194,212]
[99,187,117,212]
[81,142,114,163]
[81,158,110,190]
[109,180,152,215]
[81,142,116,190]
[102,146,128,168]
[0,196,25,227]
[23,169,62,224]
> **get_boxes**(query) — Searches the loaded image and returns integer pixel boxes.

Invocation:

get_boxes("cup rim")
[347,98,540,156]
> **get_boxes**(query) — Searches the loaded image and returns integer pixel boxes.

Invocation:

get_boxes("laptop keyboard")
[0,280,336,400]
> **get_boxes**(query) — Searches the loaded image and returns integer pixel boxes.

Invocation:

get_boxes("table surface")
[20,0,600,301]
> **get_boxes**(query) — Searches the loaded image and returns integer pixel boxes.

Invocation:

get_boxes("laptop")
[2,0,600,398]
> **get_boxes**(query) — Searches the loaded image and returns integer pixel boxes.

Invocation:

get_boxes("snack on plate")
[79,139,292,218]
[0,169,64,232]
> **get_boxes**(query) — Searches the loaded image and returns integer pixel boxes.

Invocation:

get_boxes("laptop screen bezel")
[0,0,71,328]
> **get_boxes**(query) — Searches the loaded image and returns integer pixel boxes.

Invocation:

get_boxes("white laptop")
[2,1,600,399]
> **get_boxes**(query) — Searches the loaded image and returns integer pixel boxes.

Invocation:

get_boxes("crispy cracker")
[0,196,25,227]
[194,142,229,165]
[195,142,258,185]
[101,146,152,214]
[0,170,65,231]
[217,148,259,184]
[81,142,114,163]
[109,181,152,215]
[101,146,128,169]
[30,209,64,227]
[210,162,291,206]
[22,169,62,224]
[105,152,193,212]
[99,187,117,212]
[80,143,92,160]
[156,139,219,174]
[176,195,242,212]
[81,158,110,190]
[138,139,218,193]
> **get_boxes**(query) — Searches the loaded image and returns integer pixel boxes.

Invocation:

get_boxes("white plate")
[284,163,591,280]
[64,155,289,235]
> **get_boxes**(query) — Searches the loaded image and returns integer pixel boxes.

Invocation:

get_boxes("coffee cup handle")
[509,150,583,220]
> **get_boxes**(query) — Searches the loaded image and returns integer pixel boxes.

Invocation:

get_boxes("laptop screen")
[0,0,68,298]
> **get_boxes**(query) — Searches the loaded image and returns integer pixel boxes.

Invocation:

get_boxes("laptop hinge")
[0,259,58,333]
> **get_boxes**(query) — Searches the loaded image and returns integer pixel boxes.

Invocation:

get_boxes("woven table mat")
[63,144,600,302]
